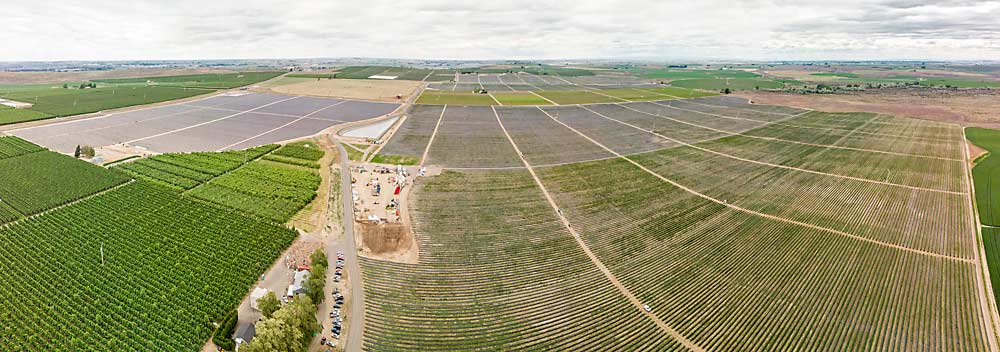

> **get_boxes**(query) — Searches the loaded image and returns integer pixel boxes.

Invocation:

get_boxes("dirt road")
[334,140,366,352]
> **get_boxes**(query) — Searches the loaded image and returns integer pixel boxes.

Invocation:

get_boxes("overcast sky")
[4,0,999,61]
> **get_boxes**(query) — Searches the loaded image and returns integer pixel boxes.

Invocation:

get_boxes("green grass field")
[0,105,53,125]
[416,91,498,105]
[535,90,626,104]
[93,71,284,89]
[597,88,679,101]
[491,91,553,105]
[670,78,785,91]
[983,227,1000,323]
[370,153,420,165]
[967,127,1000,226]
[345,143,369,161]
[0,72,281,125]
[1,85,211,118]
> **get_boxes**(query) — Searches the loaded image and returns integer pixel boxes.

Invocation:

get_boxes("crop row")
[92,72,285,89]
[534,158,986,350]
[114,145,277,189]
[0,136,44,159]
[361,170,684,351]
[424,106,521,168]
[272,143,324,161]
[189,160,320,222]
[554,102,965,192]
[0,181,297,351]
[496,107,612,165]
[695,134,965,192]
[377,105,445,159]
[0,150,130,216]
[262,154,321,169]
[627,145,973,258]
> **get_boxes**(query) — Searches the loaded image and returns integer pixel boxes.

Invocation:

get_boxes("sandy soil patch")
[738,88,1000,127]
[357,222,417,264]
[270,79,421,102]
[970,142,989,163]
[95,144,156,164]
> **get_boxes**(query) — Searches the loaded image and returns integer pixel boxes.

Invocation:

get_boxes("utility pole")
[100,243,105,266]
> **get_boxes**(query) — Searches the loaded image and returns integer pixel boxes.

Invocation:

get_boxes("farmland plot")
[360,170,685,351]
[744,120,963,160]
[378,105,446,159]
[0,182,296,351]
[189,159,320,222]
[695,135,966,192]
[0,135,44,159]
[628,146,973,258]
[618,102,771,133]
[495,106,613,165]
[537,106,678,155]
[491,91,553,106]
[786,111,963,141]
[0,150,130,215]
[968,127,1000,226]
[424,106,521,168]
[579,104,728,143]
[666,99,796,123]
[1,85,211,118]
[534,159,986,351]
[114,144,321,222]
[598,88,679,101]
[536,90,626,105]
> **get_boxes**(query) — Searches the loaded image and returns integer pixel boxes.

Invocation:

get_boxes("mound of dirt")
[358,221,418,264]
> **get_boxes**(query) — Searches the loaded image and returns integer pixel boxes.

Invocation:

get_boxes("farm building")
[286,270,310,297]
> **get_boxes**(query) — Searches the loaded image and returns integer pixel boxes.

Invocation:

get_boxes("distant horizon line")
[1,57,999,65]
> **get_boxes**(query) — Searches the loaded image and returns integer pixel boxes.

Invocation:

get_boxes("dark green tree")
[257,291,281,319]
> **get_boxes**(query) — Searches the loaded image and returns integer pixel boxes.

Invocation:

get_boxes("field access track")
[8,92,399,154]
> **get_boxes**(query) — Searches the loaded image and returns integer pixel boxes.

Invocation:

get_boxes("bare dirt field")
[766,69,845,82]
[0,68,237,84]
[270,78,421,102]
[357,222,417,264]
[738,88,1000,127]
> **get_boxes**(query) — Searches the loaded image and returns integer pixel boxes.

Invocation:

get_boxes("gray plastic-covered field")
[10,92,399,153]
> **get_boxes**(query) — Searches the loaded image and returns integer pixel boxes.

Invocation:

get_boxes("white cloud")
[2,0,998,61]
